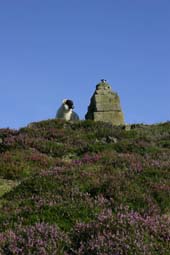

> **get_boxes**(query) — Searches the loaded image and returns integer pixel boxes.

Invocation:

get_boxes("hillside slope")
[0,119,170,254]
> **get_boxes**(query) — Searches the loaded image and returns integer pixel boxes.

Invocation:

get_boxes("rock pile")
[85,80,124,125]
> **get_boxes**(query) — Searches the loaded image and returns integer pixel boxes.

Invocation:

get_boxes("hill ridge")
[0,119,170,254]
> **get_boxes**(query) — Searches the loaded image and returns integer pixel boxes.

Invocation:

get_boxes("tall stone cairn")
[85,80,124,125]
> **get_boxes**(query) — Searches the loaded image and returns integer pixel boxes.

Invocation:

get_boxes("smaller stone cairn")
[85,79,124,125]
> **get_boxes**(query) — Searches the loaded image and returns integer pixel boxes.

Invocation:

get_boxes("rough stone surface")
[85,80,124,125]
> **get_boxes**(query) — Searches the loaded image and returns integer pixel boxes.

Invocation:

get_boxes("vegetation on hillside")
[0,119,170,254]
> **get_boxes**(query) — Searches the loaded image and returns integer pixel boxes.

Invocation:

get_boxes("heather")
[0,223,69,254]
[0,119,170,254]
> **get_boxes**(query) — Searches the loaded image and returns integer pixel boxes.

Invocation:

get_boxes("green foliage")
[0,120,170,254]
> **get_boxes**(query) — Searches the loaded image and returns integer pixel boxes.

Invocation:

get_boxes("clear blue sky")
[0,0,170,128]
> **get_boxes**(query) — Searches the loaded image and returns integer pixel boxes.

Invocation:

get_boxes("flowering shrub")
[0,120,170,254]
[0,149,55,179]
[100,151,144,174]
[73,153,101,166]
[70,208,170,255]
[0,223,69,255]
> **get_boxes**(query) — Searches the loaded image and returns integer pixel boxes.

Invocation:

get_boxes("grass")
[0,178,19,197]
[0,119,170,254]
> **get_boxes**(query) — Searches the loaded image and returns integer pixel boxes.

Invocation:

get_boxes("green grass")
[0,178,19,197]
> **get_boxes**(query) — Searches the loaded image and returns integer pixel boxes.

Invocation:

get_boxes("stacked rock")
[85,79,124,125]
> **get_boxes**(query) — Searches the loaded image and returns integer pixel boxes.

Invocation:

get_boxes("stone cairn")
[85,79,124,125]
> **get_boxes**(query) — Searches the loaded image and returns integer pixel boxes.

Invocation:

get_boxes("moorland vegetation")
[0,119,170,254]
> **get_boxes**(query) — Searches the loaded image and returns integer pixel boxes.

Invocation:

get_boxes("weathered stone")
[85,80,124,125]
[100,136,118,144]
[124,125,131,131]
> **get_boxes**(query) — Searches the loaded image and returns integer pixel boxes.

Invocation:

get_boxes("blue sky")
[0,0,170,128]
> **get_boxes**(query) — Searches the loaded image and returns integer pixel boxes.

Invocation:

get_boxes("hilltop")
[0,119,170,254]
